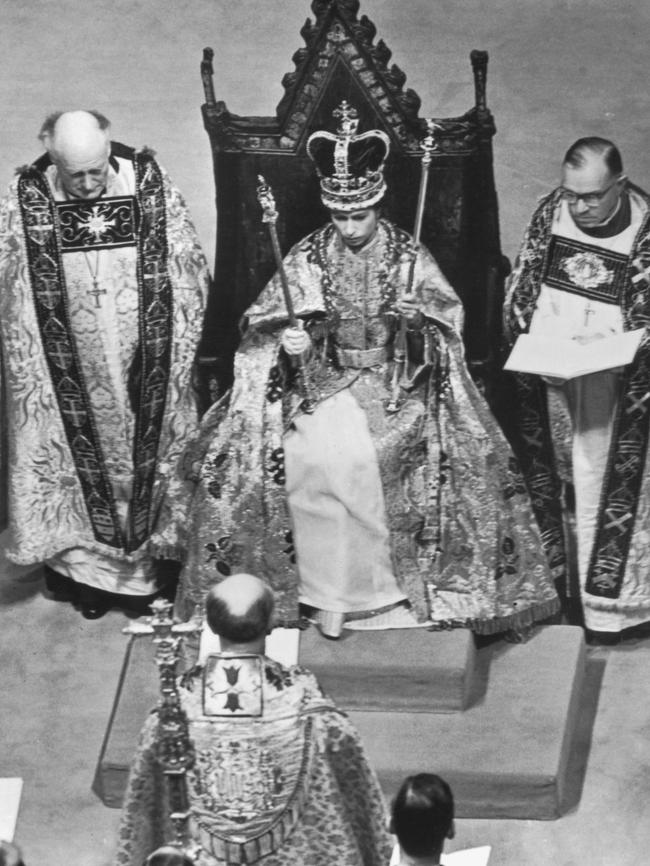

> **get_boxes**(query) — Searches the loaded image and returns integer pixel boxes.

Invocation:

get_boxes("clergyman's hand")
[280,324,312,359]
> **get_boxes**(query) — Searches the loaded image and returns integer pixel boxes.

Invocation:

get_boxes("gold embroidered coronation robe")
[156,219,558,631]
[0,145,209,590]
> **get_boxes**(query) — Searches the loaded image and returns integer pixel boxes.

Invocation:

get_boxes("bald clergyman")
[0,110,209,618]
[115,573,392,866]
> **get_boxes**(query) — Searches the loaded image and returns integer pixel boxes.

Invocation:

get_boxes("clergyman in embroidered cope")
[0,113,209,598]
[504,137,650,635]
[114,655,392,866]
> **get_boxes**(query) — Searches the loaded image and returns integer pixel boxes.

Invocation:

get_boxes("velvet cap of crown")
[306,101,390,212]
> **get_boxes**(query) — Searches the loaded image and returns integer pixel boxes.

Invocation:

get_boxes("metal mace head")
[421,118,441,169]
[413,119,442,243]
[257,175,278,224]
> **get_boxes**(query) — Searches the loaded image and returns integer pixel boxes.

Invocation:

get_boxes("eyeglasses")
[560,176,624,207]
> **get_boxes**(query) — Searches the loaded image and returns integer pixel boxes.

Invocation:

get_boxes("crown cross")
[333,100,359,137]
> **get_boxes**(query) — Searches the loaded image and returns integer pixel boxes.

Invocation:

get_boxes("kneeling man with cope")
[114,574,392,866]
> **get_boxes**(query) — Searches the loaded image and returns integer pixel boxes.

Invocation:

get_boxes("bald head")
[41,110,111,199]
[205,574,275,645]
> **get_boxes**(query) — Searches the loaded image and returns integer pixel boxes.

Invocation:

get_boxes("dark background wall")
[1,0,649,271]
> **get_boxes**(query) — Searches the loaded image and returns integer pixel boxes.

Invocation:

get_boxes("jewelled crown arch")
[198,0,507,401]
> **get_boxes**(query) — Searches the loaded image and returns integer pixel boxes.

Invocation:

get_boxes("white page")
[444,847,491,866]
[0,778,23,842]
[504,329,645,380]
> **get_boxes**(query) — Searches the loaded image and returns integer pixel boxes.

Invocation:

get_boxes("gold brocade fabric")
[504,187,650,631]
[114,660,392,866]
[156,220,558,631]
[0,157,209,564]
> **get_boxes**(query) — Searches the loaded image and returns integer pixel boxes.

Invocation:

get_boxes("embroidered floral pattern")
[495,535,519,580]
[268,446,285,485]
[205,535,236,576]
[266,364,284,403]
[561,250,614,290]
[282,529,296,564]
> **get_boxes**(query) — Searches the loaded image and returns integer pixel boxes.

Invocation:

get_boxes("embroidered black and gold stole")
[505,190,650,599]
[17,148,173,552]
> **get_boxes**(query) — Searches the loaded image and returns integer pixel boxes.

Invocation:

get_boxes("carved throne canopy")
[199,0,507,398]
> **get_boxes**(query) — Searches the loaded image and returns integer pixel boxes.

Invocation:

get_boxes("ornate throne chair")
[198,0,508,403]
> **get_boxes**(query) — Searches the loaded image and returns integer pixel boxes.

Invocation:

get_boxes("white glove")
[280,324,312,358]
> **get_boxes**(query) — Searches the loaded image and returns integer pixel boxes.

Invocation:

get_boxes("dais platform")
[299,627,478,712]
[94,624,586,819]
[350,626,587,819]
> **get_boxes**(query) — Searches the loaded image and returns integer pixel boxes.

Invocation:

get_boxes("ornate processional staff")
[123,600,203,862]
[387,119,440,413]
[256,175,316,413]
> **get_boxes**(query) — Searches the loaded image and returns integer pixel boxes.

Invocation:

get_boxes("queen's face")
[330,208,379,249]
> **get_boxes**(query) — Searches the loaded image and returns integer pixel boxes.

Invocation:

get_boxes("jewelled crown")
[306,101,390,212]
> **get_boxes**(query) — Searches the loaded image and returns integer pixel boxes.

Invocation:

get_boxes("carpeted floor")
[1,553,650,866]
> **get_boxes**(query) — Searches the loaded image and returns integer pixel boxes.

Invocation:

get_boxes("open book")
[390,844,491,866]
[504,329,645,380]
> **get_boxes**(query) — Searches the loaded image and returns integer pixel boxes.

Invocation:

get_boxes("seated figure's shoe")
[43,565,79,603]
[316,610,345,639]
[344,602,424,631]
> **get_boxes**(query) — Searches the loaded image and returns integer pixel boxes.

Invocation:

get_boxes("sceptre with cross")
[123,599,203,861]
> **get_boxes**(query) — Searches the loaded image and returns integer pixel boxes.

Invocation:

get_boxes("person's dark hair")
[205,583,274,642]
[563,137,623,177]
[38,109,111,142]
[144,845,194,866]
[391,773,454,859]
